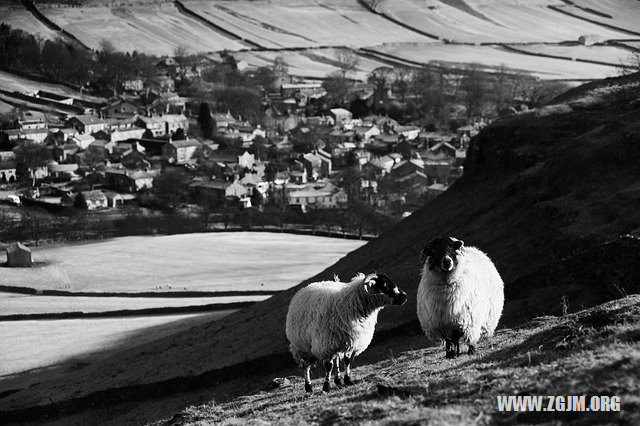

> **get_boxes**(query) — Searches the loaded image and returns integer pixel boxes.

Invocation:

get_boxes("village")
[0,52,482,239]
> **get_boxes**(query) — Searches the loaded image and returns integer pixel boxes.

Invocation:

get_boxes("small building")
[105,168,154,192]
[111,128,145,144]
[237,151,255,169]
[5,242,32,267]
[162,138,202,165]
[67,115,108,135]
[104,191,125,207]
[163,114,189,136]
[0,161,17,182]
[48,163,80,180]
[136,116,167,137]
[70,133,95,150]
[76,190,108,210]
[329,108,352,125]
[123,78,144,93]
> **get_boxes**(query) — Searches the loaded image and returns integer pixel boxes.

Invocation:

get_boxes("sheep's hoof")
[344,376,354,386]
[334,377,343,387]
[305,382,313,393]
[467,345,476,355]
[445,350,456,359]
[322,381,331,392]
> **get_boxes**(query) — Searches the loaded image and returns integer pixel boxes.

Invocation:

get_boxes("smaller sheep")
[417,237,504,358]
[286,273,407,393]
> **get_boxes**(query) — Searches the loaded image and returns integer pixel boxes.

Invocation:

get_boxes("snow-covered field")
[0,312,232,378]
[39,3,245,55]
[0,293,269,316]
[183,0,433,49]
[378,0,629,43]
[370,43,620,80]
[0,232,364,380]
[509,44,632,65]
[0,232,366,293]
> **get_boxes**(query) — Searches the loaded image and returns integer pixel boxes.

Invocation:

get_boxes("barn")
[5,242,33,267]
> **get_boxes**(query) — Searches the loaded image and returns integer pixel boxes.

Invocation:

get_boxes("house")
[5,242,32,267]
[391,159,425,179]
[77,190,108,210]
[352,125,380,141]
[105,168,154,192]
[121,150,150,171]
[329,108,352,125]
[429,141,457,158]
[162,138,202,165]
[123,78,144,92]
[89,139,116,156]
[2,128,49,143]
[136,116,167,137]
[212,112,237,129]
[54,142,79,162]
[67,115,108,135]
[18,111,47,130]
[53,128,78,142]
[288,168,308,184]
[163,114,189,136]
[287,182,347,212]
[104,99,140,117]
[0,161,17,182]
[395,125,421,141]
[237,151,255,169]
[426,182,449,197]
[189,177,246,200]
[111,128,145,143]
[104,191,125,207]
[303,151,332,180]
[71,133,95,150]
[48,163,79,180]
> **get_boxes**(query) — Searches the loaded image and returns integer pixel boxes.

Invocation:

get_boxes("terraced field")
[36,2,246,55]
[369,43,620,79]
[2,1,640,88]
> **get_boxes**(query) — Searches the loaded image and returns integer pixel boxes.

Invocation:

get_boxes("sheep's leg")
[343,353,355,385]
[322,359,334,392]
[468,344,476,355]
[304,365,312,393]
[445,339,455,359]
[451,329,463,358]
[334,357,343,387]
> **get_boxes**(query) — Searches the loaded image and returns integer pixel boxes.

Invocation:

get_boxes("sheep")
[417,236,504,358]
[286,272,407,393]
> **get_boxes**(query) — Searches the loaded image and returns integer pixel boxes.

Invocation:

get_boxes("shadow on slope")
[161,295,640,425]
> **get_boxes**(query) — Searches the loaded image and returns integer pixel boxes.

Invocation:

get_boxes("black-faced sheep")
[417,237,504,358]
[286,273,407,393]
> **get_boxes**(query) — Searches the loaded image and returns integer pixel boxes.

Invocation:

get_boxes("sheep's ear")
[419,245,431,265]
[453,238,464,250]
[363,277,376,293]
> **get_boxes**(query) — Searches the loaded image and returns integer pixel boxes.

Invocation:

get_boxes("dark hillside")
[3,73,640,421]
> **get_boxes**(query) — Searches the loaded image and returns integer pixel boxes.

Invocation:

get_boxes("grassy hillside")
[2,73,640,424]
[161,295,640,425]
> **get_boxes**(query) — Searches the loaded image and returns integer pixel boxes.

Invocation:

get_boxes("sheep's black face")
[365,273,407,305]
[420,237,464,275]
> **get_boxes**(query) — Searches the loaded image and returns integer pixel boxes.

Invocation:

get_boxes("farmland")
[36,2,246,55]
[369,43,621,79]
[0,232,365,393]
[182,0,433,49]
[377,0,630,43]
[0,293,268,316]
[0,312,232,379]
[0,232,366,293]
[1,0,639,82]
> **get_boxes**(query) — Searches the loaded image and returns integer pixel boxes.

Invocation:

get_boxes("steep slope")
[162,295,640,425]
[3,73,640,422]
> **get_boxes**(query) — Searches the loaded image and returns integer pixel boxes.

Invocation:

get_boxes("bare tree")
[335,49,360,80]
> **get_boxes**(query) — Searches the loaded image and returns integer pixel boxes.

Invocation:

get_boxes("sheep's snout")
[440,255,454,272]
[393,290,408,305]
